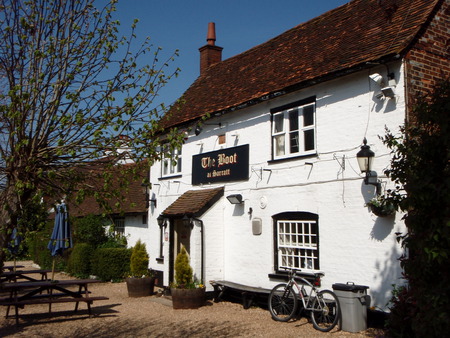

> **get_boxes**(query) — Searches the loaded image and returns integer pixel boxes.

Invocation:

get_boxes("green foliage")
[0,0,184,268]
[129,239,150,277]
[72,215,108,247]
[174,247,193,288]
[67,243,95,278]
[383,79,450,337]
[91,247,131,282]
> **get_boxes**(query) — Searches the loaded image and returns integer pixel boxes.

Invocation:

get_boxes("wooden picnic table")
[0,278,109,325]
[1,265,24,272]
[0,269,52,283]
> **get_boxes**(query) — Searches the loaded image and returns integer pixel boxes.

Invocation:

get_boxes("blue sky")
[112,0,349,107]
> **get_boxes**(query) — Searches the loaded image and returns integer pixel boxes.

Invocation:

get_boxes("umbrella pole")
[51,259,55,281]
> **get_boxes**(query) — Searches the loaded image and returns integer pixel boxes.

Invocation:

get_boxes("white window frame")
[271,100,316,160]
[161,146,182,177]
[276,217,319,272]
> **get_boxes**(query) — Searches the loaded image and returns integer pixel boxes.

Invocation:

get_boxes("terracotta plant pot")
[170,287,206,309]
[126,277,155,297]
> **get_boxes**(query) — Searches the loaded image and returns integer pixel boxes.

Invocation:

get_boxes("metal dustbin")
[332,282,370,333]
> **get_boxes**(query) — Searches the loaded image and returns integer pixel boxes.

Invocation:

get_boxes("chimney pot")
[207,22,216,45]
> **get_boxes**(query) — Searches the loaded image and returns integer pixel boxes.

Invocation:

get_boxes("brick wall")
[404,0,450,118]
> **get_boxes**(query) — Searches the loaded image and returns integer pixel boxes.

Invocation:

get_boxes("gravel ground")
[1,261,385,337]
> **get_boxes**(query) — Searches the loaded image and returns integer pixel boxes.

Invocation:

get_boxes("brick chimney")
[199,22,223,75]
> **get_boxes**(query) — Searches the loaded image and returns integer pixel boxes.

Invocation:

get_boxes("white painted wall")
[145,61,407,309]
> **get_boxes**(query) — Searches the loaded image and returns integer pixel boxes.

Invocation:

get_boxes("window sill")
[268,271,318,284]
[158,174,182,181]
[268,153,317,164]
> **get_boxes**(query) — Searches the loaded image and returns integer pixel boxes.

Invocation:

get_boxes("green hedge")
[67,243,94,278]
[91,247,131,282]
[26,228,69,272]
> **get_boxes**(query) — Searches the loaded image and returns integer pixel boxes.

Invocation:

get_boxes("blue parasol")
[8,228,22,272]
[48,203,72,279]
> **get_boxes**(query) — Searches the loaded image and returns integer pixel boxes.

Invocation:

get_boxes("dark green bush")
[67,243,94,278]
[91,247,131,281]
[72,214,108,247]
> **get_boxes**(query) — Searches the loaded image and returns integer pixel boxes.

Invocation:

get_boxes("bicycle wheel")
[310,290,340,332]
[268,283,298,322]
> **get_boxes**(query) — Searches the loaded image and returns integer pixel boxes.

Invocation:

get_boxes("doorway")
[169,219,192,283]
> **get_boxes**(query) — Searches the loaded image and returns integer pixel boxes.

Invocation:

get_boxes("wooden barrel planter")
[171,287,206,309]
[126,277,155,297]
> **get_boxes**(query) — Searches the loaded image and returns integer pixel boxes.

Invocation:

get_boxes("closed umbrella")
[48,203,72,280]
[8,228,22,272]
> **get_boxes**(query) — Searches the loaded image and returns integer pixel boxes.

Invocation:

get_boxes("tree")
[383,79,450,337]
[0,0,184,267]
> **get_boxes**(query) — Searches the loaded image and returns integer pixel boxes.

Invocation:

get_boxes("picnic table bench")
[1,265,24,272]
[0,279,109,325]
[210,280,271,309]
[0,269,52,283]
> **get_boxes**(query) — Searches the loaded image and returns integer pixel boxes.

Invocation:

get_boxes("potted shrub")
[126,239,155,297]
[366,195,396,217]
[170,247,205,309]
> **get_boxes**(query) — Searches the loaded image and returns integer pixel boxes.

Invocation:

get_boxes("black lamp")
[182,214,193,228]
[157,214,166,227]
[141,183,157,208]
[356,138,381,194]
[226,194,243,204]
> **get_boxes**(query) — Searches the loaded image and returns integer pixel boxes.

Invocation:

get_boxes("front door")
[170,219,192,283]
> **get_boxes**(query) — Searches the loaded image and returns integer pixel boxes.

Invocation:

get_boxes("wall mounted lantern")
[157,214,166,227]
[194,122,222,136]
[182,214,194,229]
[226,194,243,204]
[141,183,157,208]
[356,138,381,194]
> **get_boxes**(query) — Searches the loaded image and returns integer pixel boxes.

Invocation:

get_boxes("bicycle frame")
[284,269,322,312]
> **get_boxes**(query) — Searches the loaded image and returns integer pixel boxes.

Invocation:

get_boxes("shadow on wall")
[370,213,395,241]
[370,219,405,310]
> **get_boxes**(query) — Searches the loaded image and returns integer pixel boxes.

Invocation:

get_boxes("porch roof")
[161,187,224,218]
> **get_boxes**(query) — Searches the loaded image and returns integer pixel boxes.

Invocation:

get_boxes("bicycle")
[268,267,340,332]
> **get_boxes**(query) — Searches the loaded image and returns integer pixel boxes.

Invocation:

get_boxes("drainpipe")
[193,218,204,283]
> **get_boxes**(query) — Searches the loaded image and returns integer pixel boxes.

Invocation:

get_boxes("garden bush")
[72,214,108,247]
[91,247,131,281]
[67,243,95,278]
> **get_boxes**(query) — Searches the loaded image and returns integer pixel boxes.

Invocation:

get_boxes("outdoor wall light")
[194,124,203,136]
[182,214,194,229]
[194,122,222,136]
[381,86,395,98]
[356,138,381,194]
[157,215,166,227]
[226,194,243,204]
[142,183,157,208]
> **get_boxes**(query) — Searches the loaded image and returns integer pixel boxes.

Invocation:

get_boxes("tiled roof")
[164,0,441,128]
[162,187,224,217]
[68,162,148,217]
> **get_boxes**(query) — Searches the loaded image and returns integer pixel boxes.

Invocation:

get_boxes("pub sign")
[192,144,249,185]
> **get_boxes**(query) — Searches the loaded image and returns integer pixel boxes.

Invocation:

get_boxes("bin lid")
[332,282,369,292]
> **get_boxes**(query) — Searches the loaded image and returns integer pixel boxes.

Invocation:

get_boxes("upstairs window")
[161,145,182,177]
[271,98,316,160]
